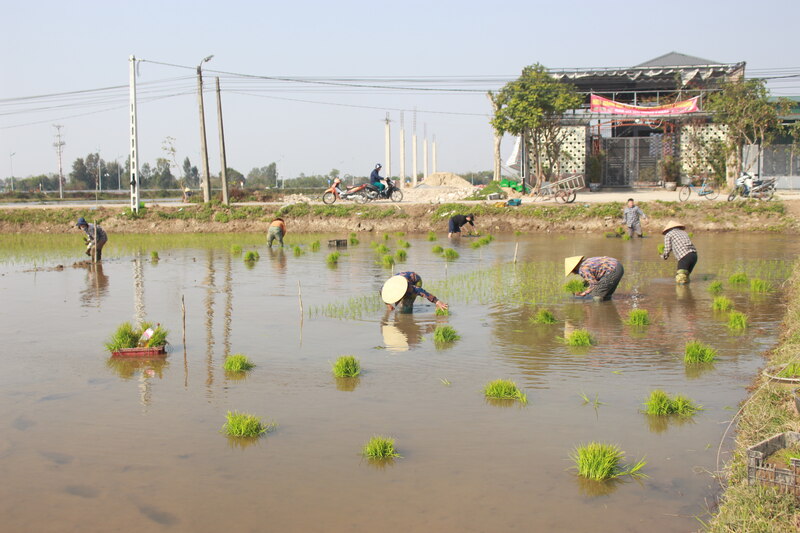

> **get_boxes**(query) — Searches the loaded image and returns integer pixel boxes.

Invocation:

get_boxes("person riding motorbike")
[369,164,385,193]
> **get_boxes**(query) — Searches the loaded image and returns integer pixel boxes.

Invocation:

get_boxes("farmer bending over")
[76,217,108,261]
[565,255,624,301]
[622,198,647,238]
[448,213,475,238]
[661,220,697,284]
[381,271,448,313]
[268,217,286,248]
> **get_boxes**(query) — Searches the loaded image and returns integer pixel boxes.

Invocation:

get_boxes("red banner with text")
[590,94,700,116]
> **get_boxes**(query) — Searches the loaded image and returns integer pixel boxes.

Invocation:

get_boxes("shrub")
[643,390,701,416]
[684,340,717,364]
[483,379,527,404]
[728,272,749,285]
[571,442,646,481]
[712,296,733,312]
[332,355,361,378]
[565,329,593,346]
[708,281,723,295]
[433,325,460,344]
[531,309,557,324]
[624,309,650,326]
[222,411,273,437]
[727,311,748,331]
[223,354,255,372]
[362,436,400,459]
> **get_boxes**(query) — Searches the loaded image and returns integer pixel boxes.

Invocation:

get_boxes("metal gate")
[602,137,664,187]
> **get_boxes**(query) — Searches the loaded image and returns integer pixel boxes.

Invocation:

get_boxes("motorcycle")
[322,177,368,204]
[727,172,776,201]
[364,176,404,203]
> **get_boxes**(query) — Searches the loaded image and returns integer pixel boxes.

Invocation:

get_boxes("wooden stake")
[298,280,303,316]
[181,294,187,346]
[513,242,519,264]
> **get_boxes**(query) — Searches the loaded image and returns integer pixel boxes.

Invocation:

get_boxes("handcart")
[531,174,585,203]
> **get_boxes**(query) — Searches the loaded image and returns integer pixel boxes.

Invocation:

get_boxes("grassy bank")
[708,262,800,532]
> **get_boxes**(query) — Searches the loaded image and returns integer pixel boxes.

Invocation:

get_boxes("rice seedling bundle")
[222,411,273,438]
[728,272,748,285]
[244,250,260,262]
[104,322,168,351]
[432,245,444,254]
[394,231,405,237]
[684,340,717,364]
[712,296,733,312]
[380,254,395,268]
[624,309,650,326]
[565,329,593,346]
[396,239,410,249]
[223,354,255,372]
[564,278,588,294]
[332,355,361,378]
[394,249,407,262]
[310,240,321,252]
[230,244,243,255]
[621,234,632,241]
[427,231,437,241]
[707,281,723,295]
[433,325,460,344]
[571,442,646,481]
[150,251,159,261]
[643,390,700,416]
[434,307,450,316]
[362,436,400,459]
[750,278,771,293]
[293,246,305,257]
[375,244,390,255]
[349,236,359,246]
[657,243,665,255]
[531,309,557,324]
[442,248,459,261]
[326,251,340,265]
[483,379,527,404]
[727,311,748,331]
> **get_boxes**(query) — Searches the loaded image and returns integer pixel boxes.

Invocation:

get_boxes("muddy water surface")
[0,232,796,532]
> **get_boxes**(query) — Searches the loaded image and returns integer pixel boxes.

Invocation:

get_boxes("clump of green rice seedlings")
[150,251,159,261]
[433,325,460,344]
[434,306,450,316]
[362,435,400,460]
[643,390,701,416]
[104,321,168,351]
[603,231,616,238]
[442,248,459,261]
[657,243,665,255]
[624,309,650,326]
[615,226,626,236]
[293,245,305,257]
[472,235,494,248]
[396,239,410,249]
[221,411,274,438]
[332,355,361,378]
[531,309,557,324]
[707,281,723,295]
[684,340,717,364]
[777,362,800,378]
[483,379,527,404]
[394,249,407,262]
[375,244,390,255]
[380,254,395,268]
[471,240,483,249]
[326,251,340,265]
[571,442,646,481]
[727,311,748,331]
[712,296,733,312]
[621,234,632,241]
[750,278,771,293]
[230,244,243,255]
[382,233,390,241]
[348,234,359,246]
[310,240,321,252]
[514,230,523,236]
[564,278,588,294]
[427,231,437,241]
[394,231,405,237]
[728,272,749,285]
[564,329,594,346]
[243,250,260,263]
[223,354,255,373]
[432,244,444,254]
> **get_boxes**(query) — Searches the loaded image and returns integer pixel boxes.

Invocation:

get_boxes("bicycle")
[678,176,719,202]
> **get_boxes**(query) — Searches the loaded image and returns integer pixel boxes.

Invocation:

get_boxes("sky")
[1,0,799,183]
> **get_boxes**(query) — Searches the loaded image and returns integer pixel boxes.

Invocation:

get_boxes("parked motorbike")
[364,177,403,202]
[727,172,776,201]
[322,178,368,204]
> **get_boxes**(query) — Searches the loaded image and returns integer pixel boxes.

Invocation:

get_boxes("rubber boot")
[675,269,690,284]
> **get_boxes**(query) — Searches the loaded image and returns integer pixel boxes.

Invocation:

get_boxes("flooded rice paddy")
[0,231,797,532]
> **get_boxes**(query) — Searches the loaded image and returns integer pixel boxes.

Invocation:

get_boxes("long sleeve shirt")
[449,215,474,231]
[662,229,696,261]
[622,206,645,226]
[270,219,286,235]
[396,271,439,304]
[370,169,383,184]
[81,224,107,243]
[577,256,620,296]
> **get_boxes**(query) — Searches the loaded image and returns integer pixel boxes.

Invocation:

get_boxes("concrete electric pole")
[196,55,214,203]
[384,112,391,179]
[399,111,406,188]
[53,124,65,198]
[215,77,229,206]
[412,109,418,187]
[129,55,141,212]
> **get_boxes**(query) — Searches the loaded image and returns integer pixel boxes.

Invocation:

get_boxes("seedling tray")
[111,345,167,358]
[747,431,800,497]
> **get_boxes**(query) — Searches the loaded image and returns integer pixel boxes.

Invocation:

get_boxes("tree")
[226,167,245,187]
[69,157,92,190]
[705,79,788,187]
[182,157,199,187]
[152,158,177,189]
[490,64,582,189]
[246,162,278,188]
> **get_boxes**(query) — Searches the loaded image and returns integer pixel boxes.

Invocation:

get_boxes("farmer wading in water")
[381,271,448,313]
[565,255,624,301]
[661,220,697,284]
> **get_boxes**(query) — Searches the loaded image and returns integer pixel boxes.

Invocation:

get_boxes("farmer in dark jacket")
[76,217,108,261]
[448,213,475,238]
[369,164,385,192]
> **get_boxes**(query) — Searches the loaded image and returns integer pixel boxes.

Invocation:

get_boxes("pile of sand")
[420,172,473,188]
[282,194,314,204]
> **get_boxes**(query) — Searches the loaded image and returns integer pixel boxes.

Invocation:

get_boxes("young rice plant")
[433,325,460,344]
[643,390,701,416]
[565,329,594,347]
[223,354,255,373]
[531,309,557,324]
[624,309,650,326]
[727,311,748,331]
[362,435,400,460]
[684,340,717,364]
[483,379,527,404]
[571,442,646,481]
[712,296,733,312]
[332,355,361,378]
[222,411,274,438]
[707,281,723,295]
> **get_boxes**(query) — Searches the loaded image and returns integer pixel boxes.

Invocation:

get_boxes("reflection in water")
[205,249,216,394]
[361,457,397,470]
[223,254,233,357]
[224,371,250,383]
[484,397,520,408]
[644,414,697,434]
[335,377,361,392]
[269,247,287,274]
[685,363,716,380]
[380,310,437,352]
[575,476,623,498]
[105,357,169,408]
[226,436,263,450]
[78,262,109,307]
[133,255,145,325]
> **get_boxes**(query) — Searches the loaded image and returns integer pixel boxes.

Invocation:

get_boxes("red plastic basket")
[111,345,167,358]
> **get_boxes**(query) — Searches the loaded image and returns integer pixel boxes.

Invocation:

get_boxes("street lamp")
[9,152,15,192]
[197,54,214,202]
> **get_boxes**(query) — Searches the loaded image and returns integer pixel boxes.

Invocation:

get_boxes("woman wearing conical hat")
[564,255,624,301]
[381,271,449,313]
[661,220,697,284]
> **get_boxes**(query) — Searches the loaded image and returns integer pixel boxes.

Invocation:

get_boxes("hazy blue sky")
[2,0,798,182]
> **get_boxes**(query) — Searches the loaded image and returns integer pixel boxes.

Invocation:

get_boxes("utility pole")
[9,152,15,192]
[196,55,214,203]
[412,109,418,187]
[53,125,65,198]
[423,123,428,181]
[384,112,391,179]
[129,55,141,213]
[399,111,406,188]
[432,135,437,174]
[215,77,229,206]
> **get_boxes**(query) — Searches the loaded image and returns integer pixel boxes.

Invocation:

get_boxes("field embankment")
[709,263,800,532]
[0,199,794,235]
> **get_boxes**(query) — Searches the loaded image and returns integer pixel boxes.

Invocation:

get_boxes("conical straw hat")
[662,220,685,234]
[564,256,584,277]
[381,275,409,304]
